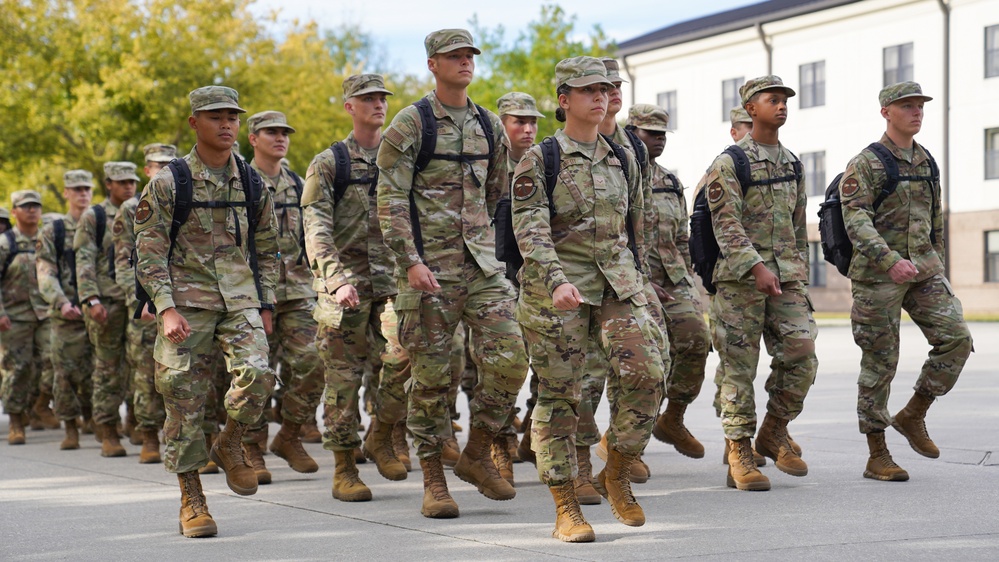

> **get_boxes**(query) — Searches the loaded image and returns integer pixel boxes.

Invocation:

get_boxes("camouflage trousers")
[127,317,163,429]
[397,268,528,459]
[154,306,274,474]
[33,320,54,397]
[851,275,972,434]
[51,317,93,420]
[0,318,52,415]
[202,351,228,435]
[711,280,817,440]
[518,287,665,486]
[84,298,128,426]
[447,321,477,424]
[317,296,410,451]
[661,278,710,405]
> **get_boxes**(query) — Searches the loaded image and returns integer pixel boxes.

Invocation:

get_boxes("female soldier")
[511,56,666,543]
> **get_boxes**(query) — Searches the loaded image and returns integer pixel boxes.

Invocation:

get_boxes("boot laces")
[875,450,901,470]
[737,441,757,472]
[557,484,587,526]
[492,439,512,469]
[577,450,593,482]
[425,459,451,501]
[617,454,639,505]
[247,444,265,470]
[182,475,209,515]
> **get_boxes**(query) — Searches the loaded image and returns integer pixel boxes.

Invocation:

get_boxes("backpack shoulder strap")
[1,229,16,279]
[53,219,65,264]
[330,141,352,205]
[92,204,107,250]
[601,134,631,186]
[865,142,899,211]
[474,104,496,162]
[623,128,648,176]
[539,136,561,217]
[722,145,752,196]
[235,156,268,309]
[785,148,803,183]
[413,98,437,175]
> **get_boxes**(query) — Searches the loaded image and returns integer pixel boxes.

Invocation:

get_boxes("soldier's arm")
[931,175,945,262]
[301,154,350,292]
[707,156,763,280]
[840,155,903,272]
[512,150,567,294]
[112,206,137,307]
[36,224,69,309]
[253,183,280,307]
[134,179,176,313]
[793,162,810,271]
[376,110,423,270]
[73,208,99,302]
[484,114,509,218]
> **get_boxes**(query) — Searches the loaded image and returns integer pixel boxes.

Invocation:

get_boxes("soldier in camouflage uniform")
[512,57,666,542]
[377,29,529,519]
[302,74,412,502]
[0,190,51,445]
[0,208,10,234]
[134,86,279,538]
[703,76,816,492]
[37,171,96,450]
[625,104,711,461]
[840,82,972,481]
[112,144,176,463]
[245,110,323,482]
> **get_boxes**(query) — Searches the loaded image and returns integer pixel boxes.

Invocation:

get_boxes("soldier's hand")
[553,283,583,310]
[140,303,155,321]
[261,309,273,336]
[652,283,675,303]
[61,302,82,320]
[888,259,919,284]
[751,263,782,296]
[0,315,10,332]
[407,263,440,293]
[88,303,108,324]
[335,284,360,308]
[161,307,191,344]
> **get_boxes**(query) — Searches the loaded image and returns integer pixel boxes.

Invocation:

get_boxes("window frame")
[802,151,827,197]
[986,231,999,283]
[657,90,678,131]
[987,25,999,78]
[987,128,999,180]
[799,61,826,109]
[883,42,914,86]
[721,77,744,122]
[809,241,827,287]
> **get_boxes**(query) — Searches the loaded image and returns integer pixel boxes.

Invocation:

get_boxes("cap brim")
[65,182,94,188]
[145,156,174,163]
[436,43,481,55]
[251,121,297,134]
[349,86,395,98]
[608,77,629,84]
[635,125,669,132]
[760,85,796,98]
[891,93,933,104]
[109,174,141,182]
[501,109,546,118]
[196,103,247,113]
[16,200,42,207]
[565,75,614,88]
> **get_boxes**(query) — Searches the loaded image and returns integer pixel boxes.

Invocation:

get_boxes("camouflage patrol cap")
[103,161,141,182]
[730,107,752,126]
[63,169,94,188]
[0,208,8,220]
[142,143,177,163]
[556,56,614,89]
[342,74,394,99]
[425,29,481,58]
[247,111,296,134]
[497,92,545,119]
[626,103,670,132]
[740,75,796,107]
[11,190,42,207]
[879,81,933,107]
[601,58,628,84]
[189,85,246,113]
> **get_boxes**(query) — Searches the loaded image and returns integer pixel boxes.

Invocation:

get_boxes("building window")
[987,25,999,78]
[799,61,826,108]
[987,231,999,282]
[657,90,677,130]
[987,128,999,180]
[722,77,743,121]
[883,43,913,86]
[802,151,826,196]
[809,242,827,287]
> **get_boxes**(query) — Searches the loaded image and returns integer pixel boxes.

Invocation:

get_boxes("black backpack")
[271,164,307,265]
[134,157,268,318]
[0,229,34,279]
[689,145,803,295]
[52,219,78,304]
[91,204,116,281]
[818,142,939,276]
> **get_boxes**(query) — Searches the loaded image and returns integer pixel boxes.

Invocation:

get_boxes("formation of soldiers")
[0,28,974,544]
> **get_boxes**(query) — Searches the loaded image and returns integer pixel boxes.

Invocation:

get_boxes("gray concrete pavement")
[2,322,997,560]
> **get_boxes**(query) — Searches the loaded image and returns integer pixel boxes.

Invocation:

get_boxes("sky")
[250,0,754,75]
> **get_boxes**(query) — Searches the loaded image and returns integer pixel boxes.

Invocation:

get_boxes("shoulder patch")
[841,177,860,198]
[134,199,153,225]
[512,176,537,201]
[707,182,725,204]
[112,220,124,236]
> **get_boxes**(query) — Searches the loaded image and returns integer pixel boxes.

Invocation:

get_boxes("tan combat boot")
[209,418,258,495]
[300,418,322,444]
[124,405,141,446]
[549,481,595,543]
[177,472,217,538]
[420,455,459,518]
[33,392,61,430]
[61,419,80,450]
[139,428,162,464]
[28,408,44,431]
[271,421,320,473]
[787,432,803,456]
[332,449,371,502]
[597,432,649,483]
[454,426,516,501]
[490,435,515,487]
[199,433,219,474]
[755,414,808,476]
[574,445,602,505]
[100,423,127,457]
[392,421,412,472]
[244,442,272,485]
[517,417,536,466]
[726,438,770,491]
[8,413,26,445]
[891,391,939,458]
[362,419,407,481]
[864,431,909,482]
[652,401,705,458]
[441,436,461,468]
[593,447,645,526]
[723,437,766,466]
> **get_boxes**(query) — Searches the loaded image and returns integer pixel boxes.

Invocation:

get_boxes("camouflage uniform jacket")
[37,213,82,318]
[250,159,316,304]
[134,146,280,313]
[74,199,125,302]
[647,163,692,287]
[512,129,646,304]
[705,134,808,284]
[611,125,656,271]
[840,134,944,283]
[376,91,508,281]
[301,133,396,315]
[0,228,47,321]
[112,197,141,310]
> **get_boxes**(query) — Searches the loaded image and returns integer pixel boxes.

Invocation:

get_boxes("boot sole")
[890,420,940,459]
[139,456,162,464]
[362,446,408,481]
[756,445,808,477]
[333,490,373,502]
[101,449,127,458]
[652,425,705,459]
[421,506,459,518]
[60,443,80,450]
[726,472,771,491]
[208,448,258,496]
[553,529,596,543]
[593,478,645,526]
[271,448,320,474]
[454,464,516,501]
[180,522,218,538]
[863,470,909,482]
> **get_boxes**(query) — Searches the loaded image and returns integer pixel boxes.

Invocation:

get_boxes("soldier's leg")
[576,349,608,448]
[851,281,905,433]
[460,322,478,411]
[762,281,818,422]
[52,319,92,421]
[1,320,37,443]
[129,318,163,429]
[904,275,973,397]
[31,318,58,428]
[373,297,410,427]
[86,299,128,427]
[712,282,766,440]
[318,301,375,452]
[216,308,276,424]
[446,321,466,428]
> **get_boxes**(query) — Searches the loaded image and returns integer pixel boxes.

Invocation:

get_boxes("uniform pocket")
[153,336,191,372]
[394,291,429,352]
[515,289,562,338]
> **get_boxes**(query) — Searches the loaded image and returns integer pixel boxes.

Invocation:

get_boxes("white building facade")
[618,0,999,313]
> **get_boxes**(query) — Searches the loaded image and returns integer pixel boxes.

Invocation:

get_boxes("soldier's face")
[746,91,788,128]
[634,128,666,159]
[63,185,93,210]
[106,179,137,204]
[882,99,924,137]
[145,161,166,179]
[345,93,389,128]
[189,109,240,152]
[502,116,539,153]
[429,48,475,88]
[607,82,623,116]
[12,204,41,227]
[560,84,608,126]
[730,122,752,142]
[249,127,290,160]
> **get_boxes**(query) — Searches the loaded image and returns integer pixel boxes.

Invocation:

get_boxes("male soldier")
[839,82,972,481]
[704,76,816,491]
[377,29,529,518]
[730,107,753,142]
[37,171,96,449]
[135,85,279,537]
[626,104,711,461]
[112,144,176,463]
[75,161,138,457]
[245,110,323,483]
[302,74,411,501]
[0,190,50,445]
[0,208,10,233]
